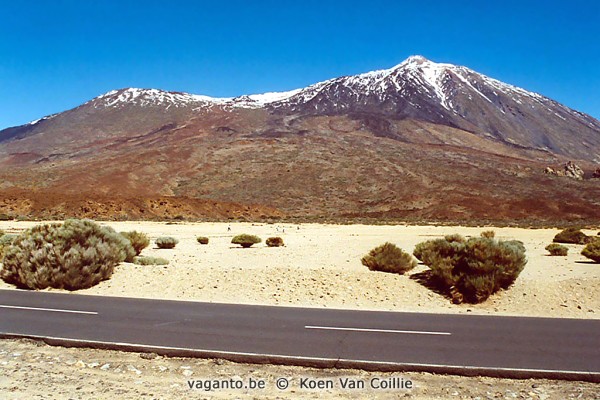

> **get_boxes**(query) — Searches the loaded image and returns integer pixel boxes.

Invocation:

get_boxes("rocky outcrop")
[544,161,585,180]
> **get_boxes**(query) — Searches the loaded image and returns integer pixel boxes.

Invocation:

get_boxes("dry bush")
[133,256,169,266]
[361,242,417,274]
[415,235,527,304]
[413,236,465,268]
[197,236,209,244]
[0,219,133,290]
[553,228,588,244]
[266,237,284,247]
[582,239,600,263]
[231,234,261,248]
[480,230,496,238]
[0,234,17,261]
[120,231,150,258]
[545,243,568,256]
[155,237,178,249]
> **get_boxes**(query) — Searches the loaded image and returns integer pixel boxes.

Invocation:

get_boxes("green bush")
[133,256,169,266]
[266,237,284,247]
[0,219,133,290]
[553,228,588,244]
[413,241,433,262]
[0,234,17,260]
[480,230,496,239]
[155,236,178,249]
[0,214,12,221]
[361,242,417,274]
[581,239,600,263]
[545,243,568,256]
[120,231,150,258]
[416,235,527,304]
[413,236,466,268]
[444,234,467,243]
[197,236,209,245]
[231,234,261,248]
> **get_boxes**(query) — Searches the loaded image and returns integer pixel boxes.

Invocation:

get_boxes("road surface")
[1,289,598,382]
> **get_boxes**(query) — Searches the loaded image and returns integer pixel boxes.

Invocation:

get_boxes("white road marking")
[305,325,451,336]
[1,332,598,379]
[0,305,97,315]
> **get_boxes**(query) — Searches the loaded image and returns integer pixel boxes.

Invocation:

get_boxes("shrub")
[480,230,496,239]
[413,236,465,268]
[0,219,133,290]
[416,235,527,304]
[0,234,17,260]
[444,234,467,243]
[133,256,169,266]
[0,214,12,221]
[231,234,261,248]
[155,237,178,249]
[120,231,150,257]
[197,236,209,245]
[361,242,417,274]
[266,237,284,247]
[545,243,568,256]
[581,239,600,263]
[553,228,588,244]
[413,241,433,262]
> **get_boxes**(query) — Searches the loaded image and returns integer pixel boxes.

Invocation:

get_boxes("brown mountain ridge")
[0,56,599,224]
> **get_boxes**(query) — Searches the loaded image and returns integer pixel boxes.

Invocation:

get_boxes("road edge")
[2,333,599,383]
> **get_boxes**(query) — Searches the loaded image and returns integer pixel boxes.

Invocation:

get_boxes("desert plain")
[1,221,599,399]
[1,221,598,318]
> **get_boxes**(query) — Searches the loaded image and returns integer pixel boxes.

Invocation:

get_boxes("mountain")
[0,56,599,223]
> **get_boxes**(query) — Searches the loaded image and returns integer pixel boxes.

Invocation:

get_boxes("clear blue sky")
[1,0,599,129]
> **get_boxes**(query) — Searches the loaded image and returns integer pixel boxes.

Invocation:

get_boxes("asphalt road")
[1,289,599,381]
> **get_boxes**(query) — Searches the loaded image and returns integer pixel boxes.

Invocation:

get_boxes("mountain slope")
[265,56,600,161]
[0,56,598,223]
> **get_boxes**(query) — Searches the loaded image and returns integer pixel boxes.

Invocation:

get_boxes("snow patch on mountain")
[90,88,231,109]
[46,54,595,135]
[28,113,59,126]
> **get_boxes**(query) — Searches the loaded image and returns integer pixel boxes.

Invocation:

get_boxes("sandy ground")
[1,222,599,399]
[1,221,598,318]
[1,339,598,400]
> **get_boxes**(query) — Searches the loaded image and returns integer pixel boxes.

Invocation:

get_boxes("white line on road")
[305,325,451,336]
[0,305,98,315]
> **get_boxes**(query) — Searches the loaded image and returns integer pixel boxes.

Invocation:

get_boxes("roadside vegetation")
[553,227,590,244]
[582,239,600,263]
[0,233,16,259]
[0,219,134,290]
[411,232,526,304]
[545,243,568,256]
[231,234,262,248]
[120,231,150,259]
[361,242,416,274]
[156,236,178,249]
[266,237,284,247]
[133,256,169,266]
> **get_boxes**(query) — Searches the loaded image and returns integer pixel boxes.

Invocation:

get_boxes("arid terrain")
[1,57,599,224]
[1,56,600,398]
[1,221,599,399]
[1,338,598,400]
[1,221,598,318]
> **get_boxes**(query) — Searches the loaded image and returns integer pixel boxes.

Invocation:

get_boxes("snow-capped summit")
[89,88,230,109]
[15,55,600,162]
